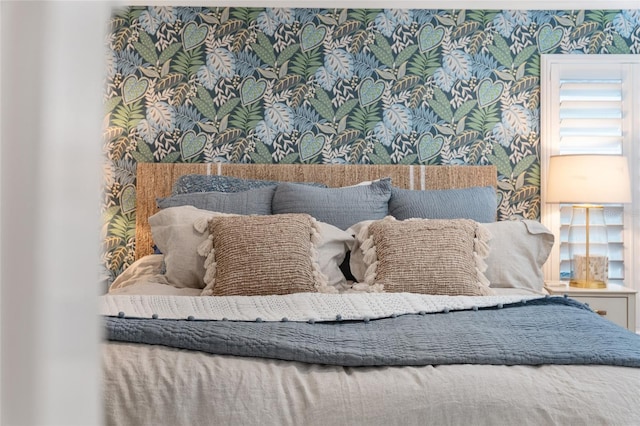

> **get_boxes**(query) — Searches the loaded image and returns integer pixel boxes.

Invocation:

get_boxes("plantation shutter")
[557,78,625,283]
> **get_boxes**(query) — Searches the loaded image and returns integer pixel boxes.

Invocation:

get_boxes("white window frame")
[541,55,640,301]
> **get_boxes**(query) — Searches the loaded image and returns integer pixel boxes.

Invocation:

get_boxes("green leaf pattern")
[102,6,640,282]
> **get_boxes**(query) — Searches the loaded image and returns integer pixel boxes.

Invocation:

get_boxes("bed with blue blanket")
[101,164,640,426]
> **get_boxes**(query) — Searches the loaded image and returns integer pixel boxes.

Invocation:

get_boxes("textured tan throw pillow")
[354,216,494,296]
[197,213,333,296]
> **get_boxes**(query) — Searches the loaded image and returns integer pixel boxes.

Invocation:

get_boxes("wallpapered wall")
[102,7,640,282]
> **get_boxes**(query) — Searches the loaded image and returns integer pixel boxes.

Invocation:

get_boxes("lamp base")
[569,279,607,289]
[571,253,608,289]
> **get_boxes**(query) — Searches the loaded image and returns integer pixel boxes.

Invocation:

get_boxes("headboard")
[135,163,497,259]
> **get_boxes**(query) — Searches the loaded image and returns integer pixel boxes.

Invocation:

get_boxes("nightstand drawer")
[572,296,628,329]
[544,282,636,332]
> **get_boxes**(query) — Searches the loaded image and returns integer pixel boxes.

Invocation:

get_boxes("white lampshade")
[546,154,631,204]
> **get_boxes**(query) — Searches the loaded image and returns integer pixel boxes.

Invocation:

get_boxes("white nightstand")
[544,281,637,332]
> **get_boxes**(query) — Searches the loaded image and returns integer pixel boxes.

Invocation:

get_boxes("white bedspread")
[100,292,541,322]
[103,342,640,426]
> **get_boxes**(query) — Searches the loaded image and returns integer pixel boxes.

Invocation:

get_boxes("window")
[541,55,639,291]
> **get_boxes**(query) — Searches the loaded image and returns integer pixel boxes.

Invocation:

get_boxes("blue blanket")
[104,297,640,367]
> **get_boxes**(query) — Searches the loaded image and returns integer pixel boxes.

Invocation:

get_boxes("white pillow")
[149,206,229,289]
[480,220,554,292]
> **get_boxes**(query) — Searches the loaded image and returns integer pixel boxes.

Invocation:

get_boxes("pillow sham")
[272,179,392,230]
[480,220,554,292]
[148,206,230,289]
[389,186,497,222]
[173,174,326,194]
[197,214,334,296]
[348,216,493,296]
[157,186,275,215]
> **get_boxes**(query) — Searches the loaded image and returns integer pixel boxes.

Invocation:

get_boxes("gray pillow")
[481,220,554,292]
[173,174,326,194]
[389,186,497,222]
[157,186,275,215]
[272,179,392,230]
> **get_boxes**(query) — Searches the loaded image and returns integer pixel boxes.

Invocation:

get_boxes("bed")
[101,163,640,426]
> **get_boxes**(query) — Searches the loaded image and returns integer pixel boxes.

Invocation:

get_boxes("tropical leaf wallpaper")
[102,6,640,282]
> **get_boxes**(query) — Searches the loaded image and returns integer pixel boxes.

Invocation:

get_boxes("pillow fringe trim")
[309,217,337,294]
[197,234,216,296]
[353,219,384,293]
[473,224,491,289]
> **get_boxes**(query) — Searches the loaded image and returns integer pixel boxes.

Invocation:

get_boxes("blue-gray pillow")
[157,186,275,215]
[172,174,326,194]
[272,179,392,230]
[389,186,497,223]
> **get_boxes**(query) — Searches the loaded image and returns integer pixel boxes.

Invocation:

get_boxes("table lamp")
[546,154,631,288]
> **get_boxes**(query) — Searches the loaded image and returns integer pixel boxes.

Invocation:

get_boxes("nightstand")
[544,281,637,332]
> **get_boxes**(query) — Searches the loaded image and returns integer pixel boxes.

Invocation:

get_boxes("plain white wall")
[1,1,108,424]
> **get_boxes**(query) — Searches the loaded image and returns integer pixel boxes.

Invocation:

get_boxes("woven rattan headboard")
[135,163,497,259]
